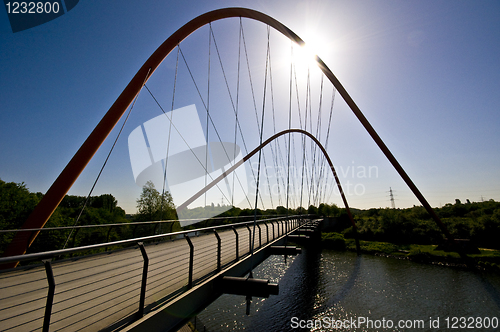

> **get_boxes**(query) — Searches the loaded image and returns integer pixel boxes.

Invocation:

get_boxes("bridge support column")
[297,229,315,236]
[269,246,302,256]
[217,276,279,298]
[288,234,310,242]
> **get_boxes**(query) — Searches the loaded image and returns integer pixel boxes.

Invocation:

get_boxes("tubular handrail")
[0,215,309,265]
[0,214,291,233]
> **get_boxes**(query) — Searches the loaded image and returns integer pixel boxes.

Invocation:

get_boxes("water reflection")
[248,247,322,331]
[478,273,500,310]
[324,253,361,307]
[198,249,500,331]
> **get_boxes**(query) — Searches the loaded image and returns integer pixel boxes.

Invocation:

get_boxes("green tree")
[307,205,318,215]
[0,179,41,254]
[276,206,288,215]
[136,181,176,221]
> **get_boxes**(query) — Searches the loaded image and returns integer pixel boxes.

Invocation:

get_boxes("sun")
[292,32,330,71]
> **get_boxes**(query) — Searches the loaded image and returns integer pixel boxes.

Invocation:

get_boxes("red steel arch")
[3,7,455,267]
[1,8,314,266]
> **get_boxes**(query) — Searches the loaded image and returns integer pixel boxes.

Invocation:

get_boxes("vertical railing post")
[256,224,261,248]
[106,226,114,247]
[137,242,148,318]
[232,227,239,261]
[42,259,55,332]
[264,222,269,243]
[213,230,221,272]
[273,221,276,239]
[245,225,252,254]
[185,235,194,289]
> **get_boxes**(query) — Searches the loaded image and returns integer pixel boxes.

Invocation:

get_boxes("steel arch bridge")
[2,7,456,264]
[0,7,468,331]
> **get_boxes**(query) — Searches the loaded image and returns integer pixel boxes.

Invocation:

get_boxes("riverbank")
[321,232,500,272]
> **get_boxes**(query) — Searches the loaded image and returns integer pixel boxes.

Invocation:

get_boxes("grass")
[321,232,500,272]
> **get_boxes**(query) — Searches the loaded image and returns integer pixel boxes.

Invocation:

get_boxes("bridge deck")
[0,221,290,331]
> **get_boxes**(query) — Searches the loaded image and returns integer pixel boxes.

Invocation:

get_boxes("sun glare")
[293,33,329,70]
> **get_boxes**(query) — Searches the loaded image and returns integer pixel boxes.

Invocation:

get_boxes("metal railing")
[0,215,291,254]
[0,215,309,332]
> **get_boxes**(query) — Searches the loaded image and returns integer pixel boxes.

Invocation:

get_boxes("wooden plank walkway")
[0,221,289,331]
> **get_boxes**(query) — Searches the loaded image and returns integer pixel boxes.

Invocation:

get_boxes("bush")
[321,232,346,250]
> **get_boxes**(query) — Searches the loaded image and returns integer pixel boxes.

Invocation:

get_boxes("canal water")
[197,248,500,331]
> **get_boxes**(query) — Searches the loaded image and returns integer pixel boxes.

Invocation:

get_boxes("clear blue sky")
[1,0,499,214]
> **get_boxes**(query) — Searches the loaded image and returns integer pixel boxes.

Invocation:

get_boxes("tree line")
[1,178,499,255]
[320,199,500,250]
[0,179,307,254]
[0,179,178,255]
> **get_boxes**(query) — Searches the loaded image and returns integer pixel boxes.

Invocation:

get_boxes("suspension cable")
[205,24,212,208]
[232,18,242,207]
[179,40,254,209]
[249,25,270,276]
[210,21,254,209]
[144,85,232,209]
[299,68,309,210]
[268,38,286,208]
[322,87,337,203]
[286,41,293,215]
[159,47,180,225]
[241,22,267,210]
[311,75,324,206]
[262,32,275,210]
[62,68,152,249]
